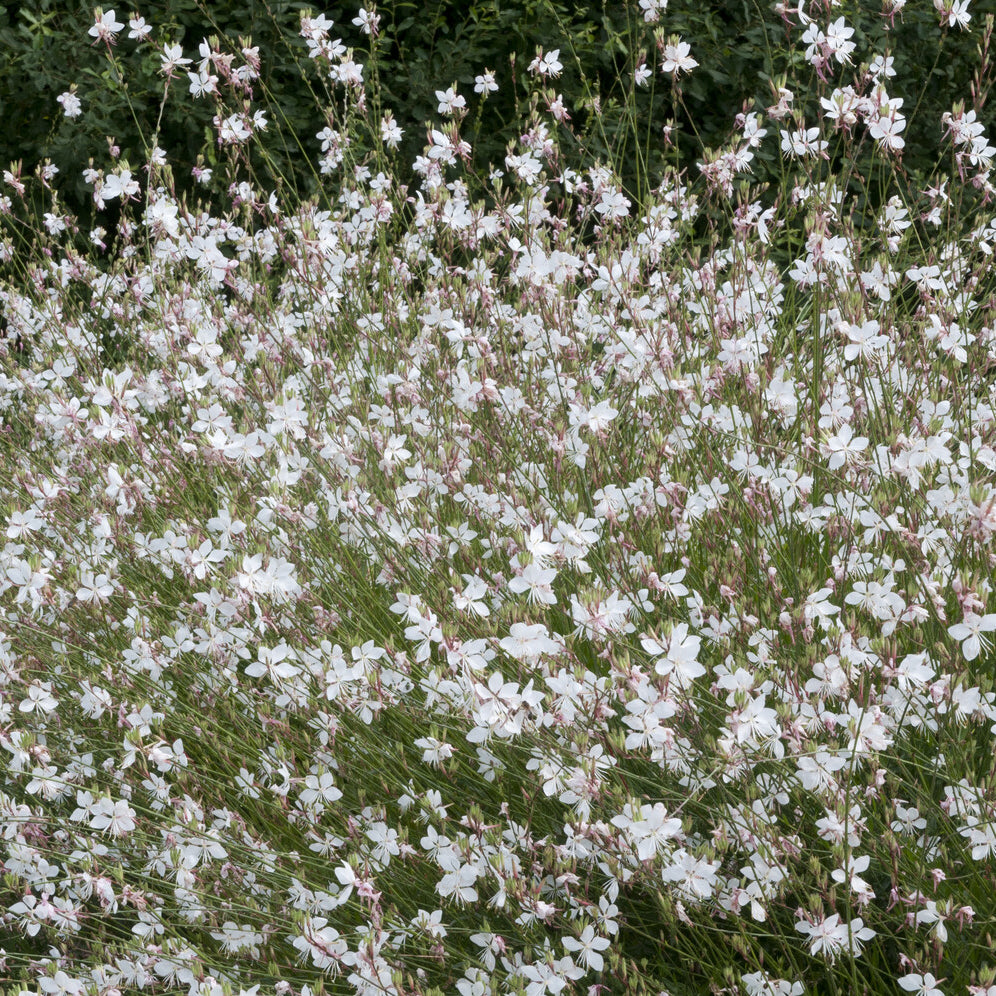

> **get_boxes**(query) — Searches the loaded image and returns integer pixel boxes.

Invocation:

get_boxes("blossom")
[641,623,705,686]
[935,0,971,30]
[381,114,404,147]
[825,17,856,63]
[452,576,491,617]
[830,854,875,905]
[128,15,152,40]
[869,109,907,151]
[742,973,804,996]
[160,42,192,76]
[595,189,631,220]
[88,8,125,43]
[246,643,300,682]
[19,680,58,714]
[562,924,611,972]
[436,86,467,116]
[57,91,83,118]
[293,917,347,972]
[188,68,219,97]
[801,23,826,66]
[474,70,498,94]
[298,770,342,807]
[661,848,720,901]
[38,971,85,996]
[842,320,888,361]
[869,54,896,79]
[639,0,667,22]
[414,736,455,766]
[352,7,380,34]
[216,112,254,143]
[89,797,137,837]
[796,750,847,792]
[528,48,563,78]
[898,973,945,996]
[570,590,635,640]
[948,612,996,661]
[794,912,875,960]
[100,169,140,202]
[780,127,828,158]
[626,802,683,859]
[508,561,558,605]
[76,568,115,603]
[821,424,868,470]
[436,862,479,904]
[660,38,697,76]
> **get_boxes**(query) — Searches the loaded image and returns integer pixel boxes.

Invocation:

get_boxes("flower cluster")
[1,4,996,996]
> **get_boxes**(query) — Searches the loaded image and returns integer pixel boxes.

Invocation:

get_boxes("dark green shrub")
[0,0,991,234]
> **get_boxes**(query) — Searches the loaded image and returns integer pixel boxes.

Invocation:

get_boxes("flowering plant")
[2,4,996,996]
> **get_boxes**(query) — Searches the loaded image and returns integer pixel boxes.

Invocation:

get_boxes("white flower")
[935,0,971,30]
[474,70,498,94]
[628,802,683,859]
[641,623,705,686]
[436,862,479,903]
[508,562,558,605]
[843,320,889,361]
[298,771,342,807]
[414,736,455,766]
[780,127,828,158]
[869,110,907,151]
[948,612,996,661]
[293,917,347,972]
[562,924,611,972]
[821,424,868,470]
[661,39,697,76]
[381,114,403,147]
[529,48,563,78]
[742,972,804,996]
[38,971,85,996]
[436,86,466,116]
[128,15,152,40]
[913,900,949,942]
[19,680,58,714]
[595,189,631,220]
[76,568,115,603]
[100,169,140,201]
[188,68,219,97]
[898,973,945,996]
[639,0,667,22]
[661,848,720,900]
[500,622,561,664]
[795,913,874,961]
[88,8,125,43]
[89,797,137,837]
[825,16,856,63]
[352,7,380,34]
[160,42,192,76]
[57,91,83,118]
[246,643,301,681]
[452,576,491,618]
[869,54,896,79]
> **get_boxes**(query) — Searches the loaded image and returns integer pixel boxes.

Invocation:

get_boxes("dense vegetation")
[0,0,989,228]
[2,2,996,996]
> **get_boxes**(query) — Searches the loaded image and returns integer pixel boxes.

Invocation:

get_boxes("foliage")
[1,0,992,232]
[3,3,996,996]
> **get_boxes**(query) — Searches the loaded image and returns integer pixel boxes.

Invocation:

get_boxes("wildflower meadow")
[2,2,996,995]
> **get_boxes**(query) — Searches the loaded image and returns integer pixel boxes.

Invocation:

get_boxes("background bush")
[1,0,990,236]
